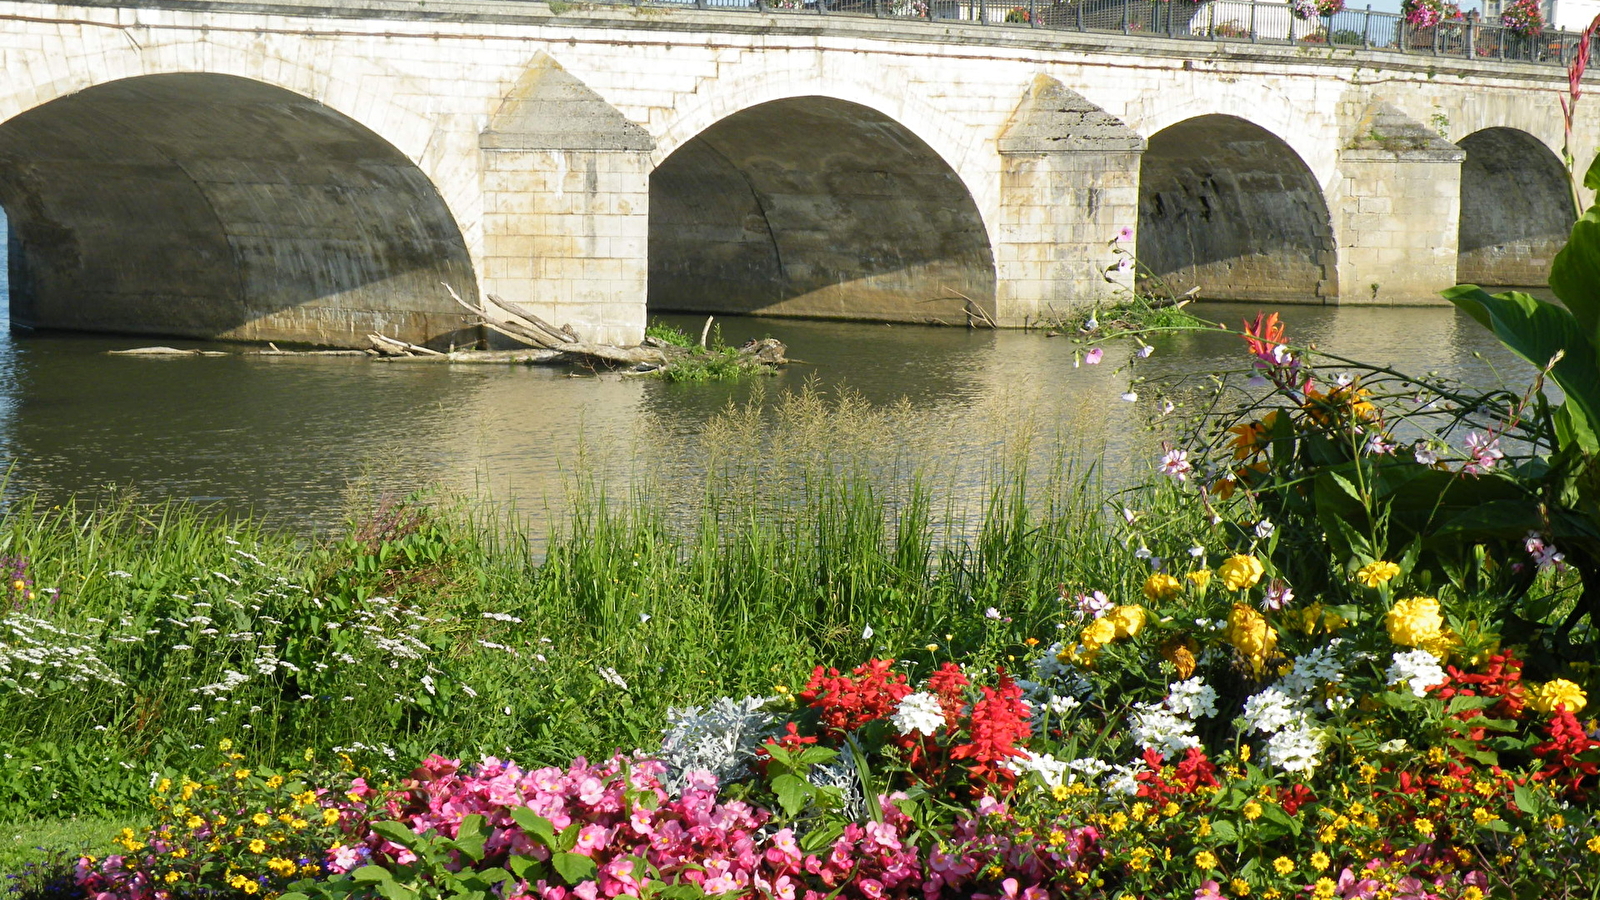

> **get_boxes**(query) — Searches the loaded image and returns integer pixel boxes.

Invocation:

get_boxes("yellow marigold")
[1218,554,1265,591]
[1143,573,1183,602]
[1107,605,1148,639]
[1187,569,1212,589]
[1225,603,1278,668]
[1385,596,1444,647]
[1587,834,1600,853]
[1528,679,1588,715]
[1356,560,1401,588]
[1418,628,1462,661]
[1083,617,1118,648]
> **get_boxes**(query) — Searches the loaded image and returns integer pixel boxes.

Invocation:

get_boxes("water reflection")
[0,229,1540,535]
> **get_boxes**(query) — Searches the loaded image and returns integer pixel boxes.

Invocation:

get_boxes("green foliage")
[643,319,696,349]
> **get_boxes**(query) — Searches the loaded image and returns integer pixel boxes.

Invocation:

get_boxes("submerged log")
[108,347,230,357]
[368,333,446,357]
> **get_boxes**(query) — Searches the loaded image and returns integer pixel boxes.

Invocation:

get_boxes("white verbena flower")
[1264,716,1327,775]
[1386,649,1446,698]
[1241,687,1302,734]
[891,692,947,737]
[1165,677,1218,720]
[1129,702,1200,758]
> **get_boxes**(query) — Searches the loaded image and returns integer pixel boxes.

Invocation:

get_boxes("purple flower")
[1261,580,1294,611]
[1114,257,1135,274]
[1525,531,1566,571]
[1114,226,1134,243]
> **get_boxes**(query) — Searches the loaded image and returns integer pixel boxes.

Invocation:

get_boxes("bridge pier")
[996,78,1145,324]
[477,55,653,347]
[1334,103,1465,305]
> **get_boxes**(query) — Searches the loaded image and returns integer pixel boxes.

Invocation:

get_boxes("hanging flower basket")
[1291,0,1344,20]
[1401,0,1462,28]
[1501,0,1544,35]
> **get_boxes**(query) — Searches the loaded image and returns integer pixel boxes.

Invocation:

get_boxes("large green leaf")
[1443,286,1600,437]
[1550,204,1600,340]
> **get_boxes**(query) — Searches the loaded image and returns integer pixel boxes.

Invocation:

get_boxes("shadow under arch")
[0,73,477,348]
[1457,127,1574,287]
[648,96,996,325]
[1137,114,1336,303]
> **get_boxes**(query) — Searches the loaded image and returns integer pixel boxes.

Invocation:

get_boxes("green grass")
[0,384,1195,824]
[0,819,135,891]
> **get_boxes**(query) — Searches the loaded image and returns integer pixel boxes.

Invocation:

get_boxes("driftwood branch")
[368,333,445,357]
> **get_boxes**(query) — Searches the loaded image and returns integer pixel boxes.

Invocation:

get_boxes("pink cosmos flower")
[1076,590,1113,619]
[1461,431,1504,475]
[1261,579,1294,611]
[1159,448,1193,482]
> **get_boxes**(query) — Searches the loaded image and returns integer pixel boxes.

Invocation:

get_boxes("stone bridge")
[0,0,1592,347]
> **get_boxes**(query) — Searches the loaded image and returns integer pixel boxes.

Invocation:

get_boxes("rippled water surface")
[0,222,1538,534]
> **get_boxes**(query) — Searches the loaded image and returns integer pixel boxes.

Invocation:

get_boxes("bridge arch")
[0,73,477,346]
[648,95,996,323]
[1456,127,1574,287]
[1137,114,1336,302]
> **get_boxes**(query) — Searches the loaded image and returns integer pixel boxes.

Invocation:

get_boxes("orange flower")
[1243,311,1287,362]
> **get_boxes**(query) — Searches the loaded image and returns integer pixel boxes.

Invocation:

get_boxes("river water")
[0,219,1537,535]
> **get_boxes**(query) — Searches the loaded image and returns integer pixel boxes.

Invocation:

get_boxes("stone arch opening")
[1137,115,1335,302]
[0,73,477,347]
[648,97,995,324]
[1457,127,1573,286]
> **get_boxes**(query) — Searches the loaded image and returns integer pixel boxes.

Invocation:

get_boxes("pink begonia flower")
[570,881,599,900]
[1334,866,1380,898]
[1194,880,1226,900]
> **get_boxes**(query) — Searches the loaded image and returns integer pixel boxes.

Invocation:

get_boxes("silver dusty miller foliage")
[657,695,863,821]
[658,695,782,794]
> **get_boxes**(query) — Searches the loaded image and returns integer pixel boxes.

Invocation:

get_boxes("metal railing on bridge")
[591,0,1595,68]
